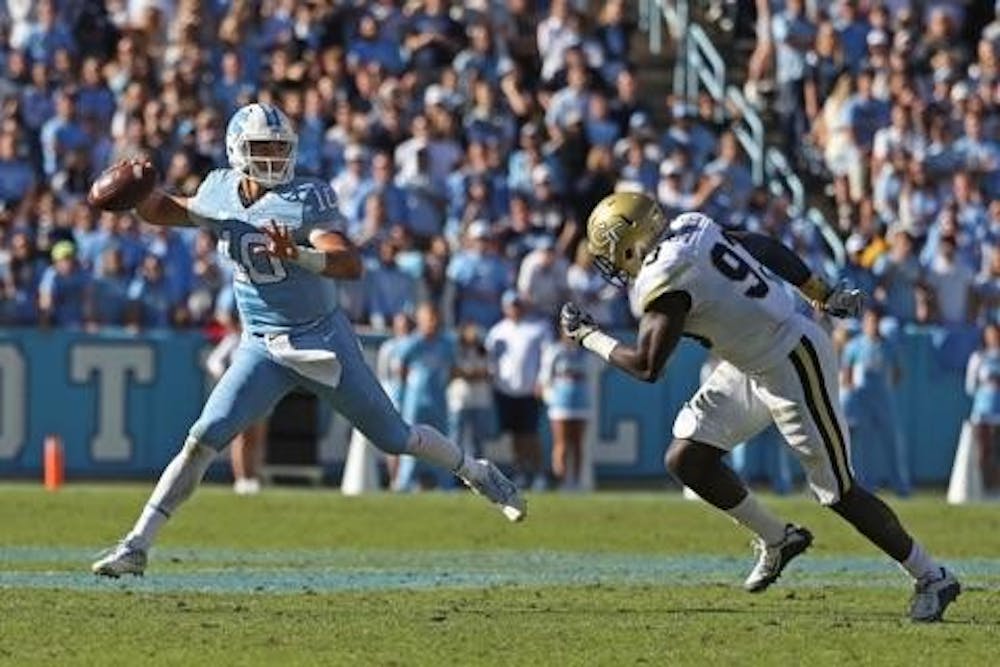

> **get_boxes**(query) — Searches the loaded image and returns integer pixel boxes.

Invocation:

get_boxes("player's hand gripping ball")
[87,158,157,211]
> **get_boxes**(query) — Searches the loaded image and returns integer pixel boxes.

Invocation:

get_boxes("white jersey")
[629,212,804,373]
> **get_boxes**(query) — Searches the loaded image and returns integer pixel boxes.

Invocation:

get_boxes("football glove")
[821,283,864,318]
[560,302,598,344]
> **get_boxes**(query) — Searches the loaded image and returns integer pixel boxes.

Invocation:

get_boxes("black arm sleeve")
[726,230,812,287]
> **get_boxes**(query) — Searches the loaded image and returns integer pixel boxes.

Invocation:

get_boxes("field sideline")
[1,484,998,665]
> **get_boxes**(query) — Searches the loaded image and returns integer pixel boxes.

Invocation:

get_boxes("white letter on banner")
[0,344,26,460]
[585,357,639,466]
[70,344,154,461]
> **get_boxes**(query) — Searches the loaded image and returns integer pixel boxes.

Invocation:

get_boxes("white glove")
[822,283,864,319]
[560,302,598,344]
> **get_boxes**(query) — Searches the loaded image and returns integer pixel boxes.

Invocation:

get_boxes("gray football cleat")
[744,524,813,593]
[91,539,147,578]
[461,459,527,522]
[910,567,961,622]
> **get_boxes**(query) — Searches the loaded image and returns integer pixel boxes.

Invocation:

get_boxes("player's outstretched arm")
[134,190,195,227]
[727,230,863,318]
[561,291,691,383]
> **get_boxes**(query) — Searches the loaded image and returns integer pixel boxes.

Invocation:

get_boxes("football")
[87,159,157,211]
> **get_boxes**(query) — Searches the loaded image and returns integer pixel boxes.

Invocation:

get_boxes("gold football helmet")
[586,192,666,286]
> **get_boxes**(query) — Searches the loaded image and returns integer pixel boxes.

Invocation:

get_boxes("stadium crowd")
[741,0,1000,327]
[0,0,834,334]
[0,1,997,489]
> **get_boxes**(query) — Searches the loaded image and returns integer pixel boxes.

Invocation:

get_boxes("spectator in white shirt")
[485,290,554,489]
[517,235,570,317]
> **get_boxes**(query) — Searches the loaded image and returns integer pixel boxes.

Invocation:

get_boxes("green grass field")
[1,484,998,666]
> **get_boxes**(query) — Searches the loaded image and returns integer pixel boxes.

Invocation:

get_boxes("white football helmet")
[225,103,298,187]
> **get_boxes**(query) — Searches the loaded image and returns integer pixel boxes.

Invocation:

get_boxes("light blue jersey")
[189,169,344,334]
[186,169,411,455]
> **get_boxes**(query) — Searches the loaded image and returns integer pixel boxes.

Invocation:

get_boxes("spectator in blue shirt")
[91,246,132,327]
[398,146,448,243]
[965,323,1000,492]
[365,239,418,331]
[393,302,458,491]
[22,0,76,67]
[585,91,621,148]
[77,57,116,127]
[20,61,55,132]
[128,254,176,329]
[834,0,871,74]
[39,240,91,327]
[772,0,816,156]
[0,231,44,325]
[873,228,922,323]
[213,51,256,119]
[347,12,404,76]
[352,151,406,227]
[446,221,511,328]
[841,307,908,497]
[453,21,503,89]
[404,0,465,71]
[0,132,35,206]
[844,67,891,155]
[40,90,88,177]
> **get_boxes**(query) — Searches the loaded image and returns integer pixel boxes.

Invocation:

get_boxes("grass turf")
[0,484,998,665]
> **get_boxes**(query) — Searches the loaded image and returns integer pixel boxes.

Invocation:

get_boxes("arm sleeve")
[727,230,812,287]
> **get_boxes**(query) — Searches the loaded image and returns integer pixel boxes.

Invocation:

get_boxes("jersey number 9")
[710,242,769,299]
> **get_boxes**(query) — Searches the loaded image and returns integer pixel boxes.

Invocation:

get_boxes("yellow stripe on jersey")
[789,341,852,496]
[640,264,691,311]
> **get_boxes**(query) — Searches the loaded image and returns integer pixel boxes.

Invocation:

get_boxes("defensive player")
[560,192,959,622]
[92,103,525,577]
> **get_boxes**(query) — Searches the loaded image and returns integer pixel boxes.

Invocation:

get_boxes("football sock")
[127,438,217,550]
[405,424,472,476]
[725,493,789,545]
[899,540,940,581]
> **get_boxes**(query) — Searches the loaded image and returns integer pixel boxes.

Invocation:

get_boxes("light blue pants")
[190,311,411,454]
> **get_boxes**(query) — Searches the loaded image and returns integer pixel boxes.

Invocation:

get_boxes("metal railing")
[640,0,845,266]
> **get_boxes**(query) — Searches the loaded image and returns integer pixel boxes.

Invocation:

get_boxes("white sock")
[127,438,217,550]
[405,424,471,476]
[725,493,789,545]
[899,540,940,581]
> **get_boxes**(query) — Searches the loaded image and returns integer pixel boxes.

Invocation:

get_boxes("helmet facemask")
[239,137,297,188]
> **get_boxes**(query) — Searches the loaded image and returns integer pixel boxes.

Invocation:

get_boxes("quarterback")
[92,103,525,577]
[560,193,959,622]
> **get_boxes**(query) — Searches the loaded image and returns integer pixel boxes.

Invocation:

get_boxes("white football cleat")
[744,524,813,592]
[461,459,527,522]
[91,539,147,578]
[910,567,961,622]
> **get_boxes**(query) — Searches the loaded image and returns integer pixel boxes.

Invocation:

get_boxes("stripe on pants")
[788,340,852,497]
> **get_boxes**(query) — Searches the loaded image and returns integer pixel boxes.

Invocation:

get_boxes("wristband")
[292,246,327,274]
[581,329,619,362]
[800,274,831,303]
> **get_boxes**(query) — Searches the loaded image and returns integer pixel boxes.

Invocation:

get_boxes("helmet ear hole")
[624,249,633,259]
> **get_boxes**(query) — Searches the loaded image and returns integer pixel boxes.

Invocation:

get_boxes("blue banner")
[0,327,973,484]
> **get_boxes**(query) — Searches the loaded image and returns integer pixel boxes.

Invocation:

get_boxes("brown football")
[87,159,157,211]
